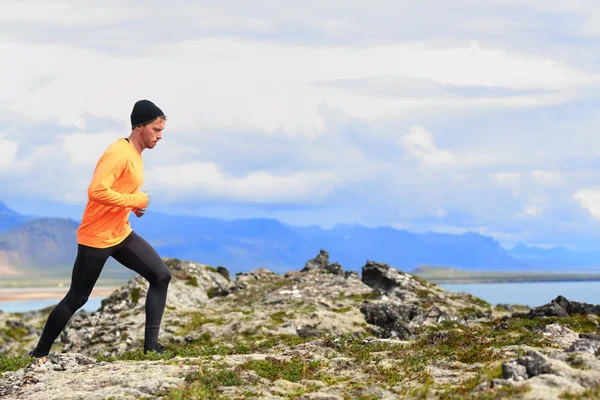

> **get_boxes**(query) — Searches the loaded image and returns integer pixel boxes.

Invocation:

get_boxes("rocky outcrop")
[5,250,600,399]
[359,303,415,339]
[529,295,600,318]
[0,353,185,400]
[301,249,344,276]
[59,258,234,356]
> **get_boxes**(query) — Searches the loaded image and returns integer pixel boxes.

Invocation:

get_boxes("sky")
[4,1,600,250]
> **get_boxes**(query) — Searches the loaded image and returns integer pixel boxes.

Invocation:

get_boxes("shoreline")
[430,278,600,285]
[0,287,117,302]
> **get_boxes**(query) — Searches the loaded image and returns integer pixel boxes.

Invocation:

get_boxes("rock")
[301,250,344,276]
[566,339,600,355]
[58,258,234,356]
[236,268,279,283]
[359,303,415,339]
[502,361,528,381]
[580,333,600,341]
[302,250,330,272]
[540,323,579,349]
[344,271,359,280]
[516,351,553,378]
[362,261,409,292]
[422,306,457,324]
[216,265,231,281]
[0,354,185,400]
[529,295,600,318]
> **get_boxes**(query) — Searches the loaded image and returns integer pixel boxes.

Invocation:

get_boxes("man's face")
[139,118,165,150]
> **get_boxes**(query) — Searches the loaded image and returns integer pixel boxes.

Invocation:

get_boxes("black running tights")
[33,231,172,355]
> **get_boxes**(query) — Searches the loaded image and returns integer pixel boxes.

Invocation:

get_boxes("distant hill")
[0,217,132,280]
[0,201,31,231]
[3,203,600,279]
[129,212,524,273]
[507,244,600,270]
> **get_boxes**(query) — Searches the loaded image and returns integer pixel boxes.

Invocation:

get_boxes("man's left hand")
[133,208,146,218]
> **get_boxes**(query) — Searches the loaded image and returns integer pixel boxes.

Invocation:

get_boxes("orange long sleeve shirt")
[77,138,149,248]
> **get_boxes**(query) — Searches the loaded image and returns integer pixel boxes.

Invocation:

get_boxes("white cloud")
[148,162,342,203]
[0,33,596,136]
[0,135,18,171]
[399,126,494,168]
[493,172,521,186]
[518,206,543,217]
[574,188,600,219]
[529,170,563,186]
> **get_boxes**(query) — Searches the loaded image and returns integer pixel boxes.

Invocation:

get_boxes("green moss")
[270,310,295,324]
[164,258,181,270]
[177,312,227,336]
[332,306,353,314]
[206,287,217,298]
[0,326,29,341]
[241,356,322,382]
[186,275,199,287]
[410,274,432,287]
[464,293,491,308]
[167,367,242,400]
[565,354,589,370]
[347,291,380,302]
[0,353,33,373]
[560,385,600,399]
[503,314,599,335]
[204,265,218,273]
[130,287,141,305]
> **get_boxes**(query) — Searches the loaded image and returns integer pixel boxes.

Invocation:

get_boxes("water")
[0,297,103,313]
[439,281,600,308]
[1,281,599,313]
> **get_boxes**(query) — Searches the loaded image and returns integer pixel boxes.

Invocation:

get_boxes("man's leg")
[111,231,172,353]
[30,245,110,356]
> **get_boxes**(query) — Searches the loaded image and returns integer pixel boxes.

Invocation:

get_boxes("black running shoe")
[143,342,165,355]
[23,349,46,359]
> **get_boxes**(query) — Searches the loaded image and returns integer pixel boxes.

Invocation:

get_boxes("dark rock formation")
[529,295,600,318]
[502,351,553,380]
[359,303,415,339]
[301,250,344,276]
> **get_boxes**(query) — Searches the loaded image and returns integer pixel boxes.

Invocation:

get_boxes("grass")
[332,306,353,313]
[167,367,242,399]
[0,352,34,373]
[177,312,227,337]
[240,356,322,382]
[560,386,600,399]
[0,326,29,341]
[497,314,599,335]
[186,275,199,287]
[270,310,295,324]
[96,334,315,362]
[130,287,141,305]
[346,291,380,302]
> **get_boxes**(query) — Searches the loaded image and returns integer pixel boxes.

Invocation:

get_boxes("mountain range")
[0,200,599,278]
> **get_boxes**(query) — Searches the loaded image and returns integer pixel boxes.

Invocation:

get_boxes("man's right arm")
[87,151,149,209]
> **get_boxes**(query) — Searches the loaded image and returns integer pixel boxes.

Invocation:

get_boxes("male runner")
[26,99,172,357]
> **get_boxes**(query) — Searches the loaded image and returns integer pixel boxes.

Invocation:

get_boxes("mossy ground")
[78,314,596,399]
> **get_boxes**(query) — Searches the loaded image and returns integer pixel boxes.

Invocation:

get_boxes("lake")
[0,297,103,313]
[439,281,600,308]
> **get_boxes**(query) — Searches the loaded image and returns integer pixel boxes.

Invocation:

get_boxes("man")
[26,99,172,357]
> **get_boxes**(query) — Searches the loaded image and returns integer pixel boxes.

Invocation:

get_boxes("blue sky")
[3,1,600,250]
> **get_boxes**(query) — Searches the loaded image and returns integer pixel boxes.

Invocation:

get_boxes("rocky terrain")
[1,250,600,399]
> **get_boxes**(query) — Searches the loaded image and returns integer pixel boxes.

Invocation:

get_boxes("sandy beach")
[0,287,117,302]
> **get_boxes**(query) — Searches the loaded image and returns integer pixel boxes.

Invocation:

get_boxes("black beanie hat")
[130,99,165,128]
